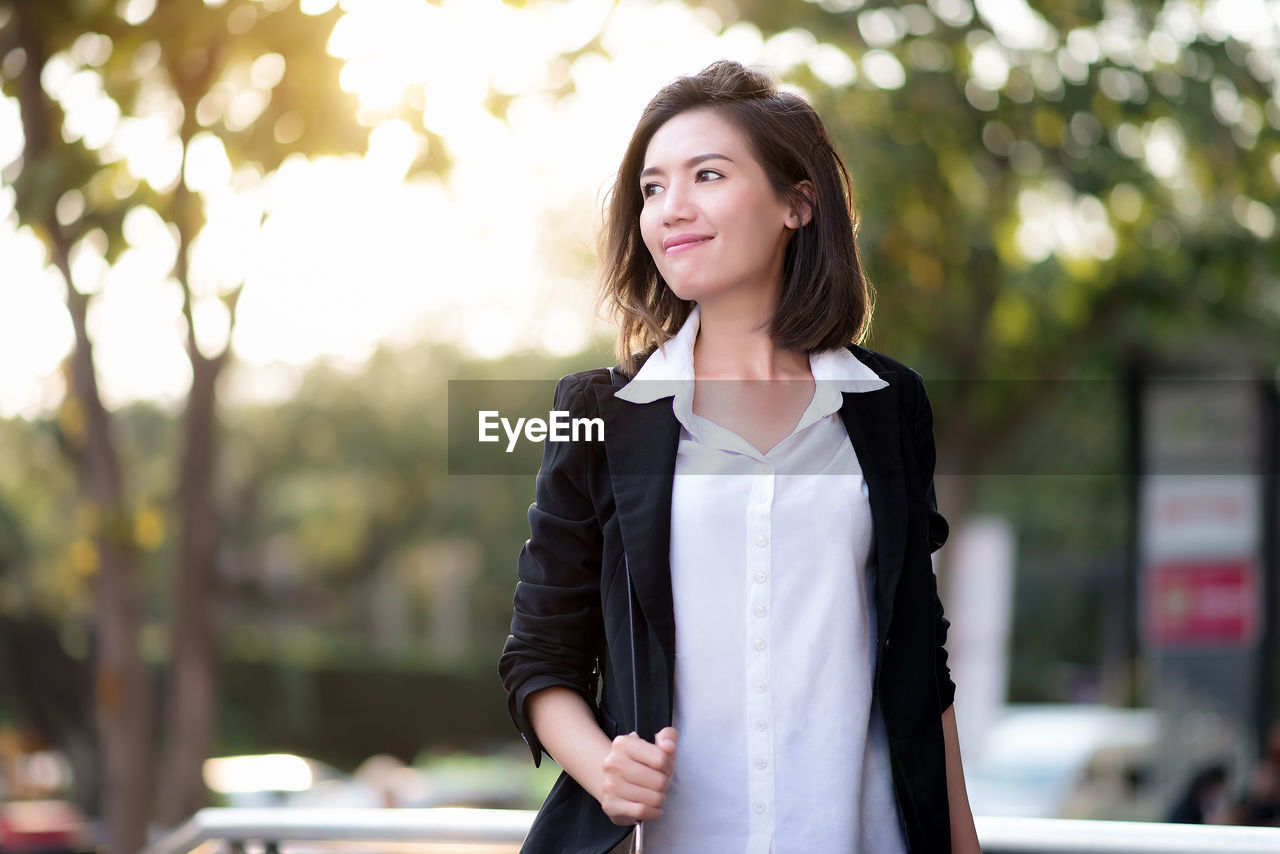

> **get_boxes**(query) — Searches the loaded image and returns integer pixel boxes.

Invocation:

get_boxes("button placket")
[745,466,775,841]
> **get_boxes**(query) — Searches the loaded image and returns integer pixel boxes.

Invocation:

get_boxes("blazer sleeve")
[498,373,605,765]
[911,370,956,712]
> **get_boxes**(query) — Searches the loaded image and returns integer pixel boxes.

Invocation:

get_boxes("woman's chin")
[664,280,718,303]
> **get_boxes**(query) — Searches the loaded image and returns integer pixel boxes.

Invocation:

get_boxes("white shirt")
[614,305,908,854]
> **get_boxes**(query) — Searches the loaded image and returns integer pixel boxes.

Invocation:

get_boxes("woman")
[499,59,981,853]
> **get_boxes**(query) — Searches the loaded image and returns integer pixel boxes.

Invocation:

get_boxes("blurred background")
[0,0,1278,851]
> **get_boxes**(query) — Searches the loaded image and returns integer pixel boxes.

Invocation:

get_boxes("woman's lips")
[666,237,712,255]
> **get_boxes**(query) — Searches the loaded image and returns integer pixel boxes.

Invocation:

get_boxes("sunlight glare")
[119,0,158,26]
[1015,182,1117,264]
[1203,0,1278,49]
[190,189,265,300]
[0,228,73,419]
[974,0,1056,51]
[366,119,419,181]
[184,132,233,194]
[192,296,233,357]
[300,0,339,14]
[108,113,183,192]
[1,0,809,411]
[463,306,517,360]
[68,230,109,296]
[0,95,24,168]
[86,267,190,408]
[122,204,170,249]
[58,69,121,151]
[538,306,589,357]
[862,49,907,89]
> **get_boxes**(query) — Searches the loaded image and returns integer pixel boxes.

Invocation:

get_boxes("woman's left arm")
[909,370,982,852]
[943,695,982,852]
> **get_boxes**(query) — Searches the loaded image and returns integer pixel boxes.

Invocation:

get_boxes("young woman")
[499,59,981,854]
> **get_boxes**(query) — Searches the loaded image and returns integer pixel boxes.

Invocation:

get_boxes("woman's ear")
[786,180,816,229]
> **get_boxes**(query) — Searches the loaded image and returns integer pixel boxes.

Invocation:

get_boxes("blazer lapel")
[838,372,908,645]
[593,384,681,663]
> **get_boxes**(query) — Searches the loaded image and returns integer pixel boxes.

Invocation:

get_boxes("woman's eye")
[641,170,719,198]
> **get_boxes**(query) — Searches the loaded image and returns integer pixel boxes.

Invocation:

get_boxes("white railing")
[974,815,1280,852]
[143,807,534,854]
[144,808,1280,854]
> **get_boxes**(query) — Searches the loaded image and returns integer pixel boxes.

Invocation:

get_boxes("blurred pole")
[1256,376,1278,754]
[1135,344,1268,805]
[1116,352,1143,708]
[947,516,1015,760]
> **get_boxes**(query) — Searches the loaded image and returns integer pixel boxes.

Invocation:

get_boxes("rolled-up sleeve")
[498,374,605,765]
[911,371,956,712]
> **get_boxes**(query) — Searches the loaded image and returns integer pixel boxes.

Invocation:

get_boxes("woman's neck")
[692,296,811,381]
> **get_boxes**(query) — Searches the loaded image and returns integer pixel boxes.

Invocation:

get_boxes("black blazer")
[499,344,955,853]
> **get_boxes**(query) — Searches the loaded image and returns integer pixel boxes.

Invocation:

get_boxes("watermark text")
[478,410,605,453]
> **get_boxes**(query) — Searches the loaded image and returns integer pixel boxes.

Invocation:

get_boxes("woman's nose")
[660,182,696,226]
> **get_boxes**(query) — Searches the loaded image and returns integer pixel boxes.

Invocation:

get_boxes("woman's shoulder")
[550,363,631,410]
[559,347,661,387]
[844,343,928,388]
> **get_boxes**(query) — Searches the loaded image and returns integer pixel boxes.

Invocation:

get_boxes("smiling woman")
[598,59,871,382]
[637,111,802,308]
[499,59,982,854]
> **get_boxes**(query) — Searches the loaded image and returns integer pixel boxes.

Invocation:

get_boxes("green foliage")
[726,0,1279,703]
[734,0,1279,396]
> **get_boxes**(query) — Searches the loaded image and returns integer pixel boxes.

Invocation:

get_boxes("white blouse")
[614,305,908,854]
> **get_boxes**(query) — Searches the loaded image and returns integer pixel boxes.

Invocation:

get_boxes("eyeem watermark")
[479,410,604,453]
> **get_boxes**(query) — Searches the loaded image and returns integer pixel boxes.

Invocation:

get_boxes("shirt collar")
[614,304,889,436]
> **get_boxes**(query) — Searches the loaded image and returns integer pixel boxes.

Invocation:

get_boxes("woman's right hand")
[600,726,678,825]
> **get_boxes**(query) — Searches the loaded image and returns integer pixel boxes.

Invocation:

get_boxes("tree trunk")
[157,352,223,826]
[66,284,154,854]
[155,126,235,823]
[11,7,155,847]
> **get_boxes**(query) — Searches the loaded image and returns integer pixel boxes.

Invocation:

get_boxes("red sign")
[1143,559,1260,648]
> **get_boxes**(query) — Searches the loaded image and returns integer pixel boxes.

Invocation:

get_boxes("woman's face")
[638,108,803,306]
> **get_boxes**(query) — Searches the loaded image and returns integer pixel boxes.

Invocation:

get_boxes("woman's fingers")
[603,775,666,808]
[616,761,670,793]
[616,732,677,774]
[600,731,679,825]
[604,799,662,825]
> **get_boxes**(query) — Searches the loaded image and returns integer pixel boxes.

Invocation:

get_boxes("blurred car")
[964,704,1165,819]
[203,753,381,808]
[0,800,86,853]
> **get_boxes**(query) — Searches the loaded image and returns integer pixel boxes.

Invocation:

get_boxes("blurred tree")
[0,0,454,845]
[728,0,1280,603]
[212,339,603,668]
[1,3,154,845]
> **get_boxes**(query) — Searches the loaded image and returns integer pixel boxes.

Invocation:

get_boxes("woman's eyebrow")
[639,153,734,179]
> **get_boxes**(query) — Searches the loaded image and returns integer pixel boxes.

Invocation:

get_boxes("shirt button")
[754,638,766,651]
[754,719,767,732]
[755,534,768,547]
[753,681,766,693]
[754,604,767,617]
[754,758,768,770]
[755,492,769,504]
[753,803,766,814]
[755,571,767,583]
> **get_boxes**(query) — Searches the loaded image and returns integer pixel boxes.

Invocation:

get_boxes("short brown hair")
[596,59,874,376]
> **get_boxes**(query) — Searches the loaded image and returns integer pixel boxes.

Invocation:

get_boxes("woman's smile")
[664,233,715,254]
